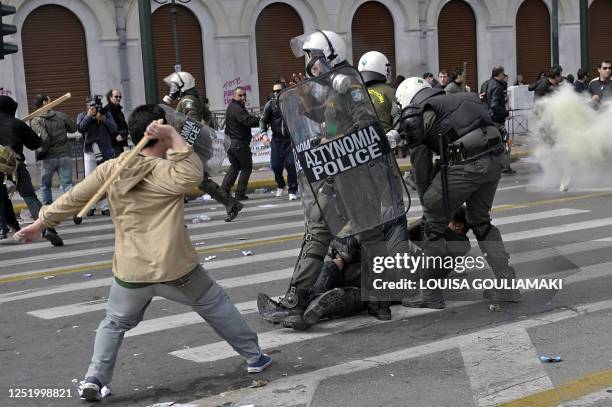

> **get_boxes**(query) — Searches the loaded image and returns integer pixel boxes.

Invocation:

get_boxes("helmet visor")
[290,32,315,58]
[163,73,176,86]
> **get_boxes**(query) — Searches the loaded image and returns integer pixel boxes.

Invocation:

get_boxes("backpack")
[0,144,21,180]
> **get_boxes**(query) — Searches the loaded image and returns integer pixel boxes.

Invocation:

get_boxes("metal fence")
[68,134,85,181]
[505,108,532,137]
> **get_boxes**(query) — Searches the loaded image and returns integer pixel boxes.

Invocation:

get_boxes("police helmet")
[358,51,391,83]
[163,71,196,104]
[394,77,431,110]
[290,30,346,76]
[164,71,196,94]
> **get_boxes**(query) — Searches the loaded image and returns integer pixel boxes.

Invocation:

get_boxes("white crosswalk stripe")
[0,207,587,269]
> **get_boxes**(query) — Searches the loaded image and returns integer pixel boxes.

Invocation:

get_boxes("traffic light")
[1,1,18,59]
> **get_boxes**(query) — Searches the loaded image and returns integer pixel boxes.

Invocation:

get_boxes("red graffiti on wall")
[223,77,252,107]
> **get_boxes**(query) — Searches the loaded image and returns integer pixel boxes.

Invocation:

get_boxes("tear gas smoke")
[530,84,612,191]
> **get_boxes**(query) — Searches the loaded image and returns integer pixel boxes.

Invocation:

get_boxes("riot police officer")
[258,30,402,329]
[163,71,243,222]
[357,51,399,146]
[395,77,521,308]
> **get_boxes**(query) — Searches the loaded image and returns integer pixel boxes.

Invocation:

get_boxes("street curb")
[11,150,531,213]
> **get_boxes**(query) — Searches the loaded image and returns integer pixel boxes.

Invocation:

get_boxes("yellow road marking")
[499,368,612,406]
[0,235,303,284]
[3,191,611,284]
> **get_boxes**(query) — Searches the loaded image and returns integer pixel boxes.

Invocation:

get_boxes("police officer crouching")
[395,77,521,308]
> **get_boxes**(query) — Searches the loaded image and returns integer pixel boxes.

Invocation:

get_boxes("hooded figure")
[0,95,42,162]
[0,95,64,246]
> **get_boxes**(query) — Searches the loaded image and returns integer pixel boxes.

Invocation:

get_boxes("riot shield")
[279,65,410,237]
[159,104,229,175]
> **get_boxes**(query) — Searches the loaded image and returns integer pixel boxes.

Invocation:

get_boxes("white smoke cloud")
[529,84,612,191]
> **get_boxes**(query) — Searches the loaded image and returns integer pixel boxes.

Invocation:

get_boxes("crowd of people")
[2,52,609,243]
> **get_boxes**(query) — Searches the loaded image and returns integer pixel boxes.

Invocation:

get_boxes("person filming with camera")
[77,95,117,216]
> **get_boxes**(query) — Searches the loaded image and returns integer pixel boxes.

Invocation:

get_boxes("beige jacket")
[39,146,204,282]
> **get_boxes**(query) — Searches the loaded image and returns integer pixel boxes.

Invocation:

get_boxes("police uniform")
[176,93,242,220]
[366,82,396,133]
[400,89,520,306]
[265,75,390,328]
[177,94,204,124]
[291,81,378,290]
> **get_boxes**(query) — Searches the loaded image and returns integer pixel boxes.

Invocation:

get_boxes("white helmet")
[358,51,390,82]
[163,71,196,103]
[290,30,346,75]
[395,77,431,110]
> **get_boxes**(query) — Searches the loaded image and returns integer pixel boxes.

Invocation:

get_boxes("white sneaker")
[288,193,298,201]
[275,188,284,197]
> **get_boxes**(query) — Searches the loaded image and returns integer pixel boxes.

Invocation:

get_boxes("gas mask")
[163,73,185,104]
[306,50,351,94]
[163,81,182,104]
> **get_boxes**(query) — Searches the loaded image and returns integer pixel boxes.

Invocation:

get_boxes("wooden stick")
[22,93,71,122]
[74,135,151,222]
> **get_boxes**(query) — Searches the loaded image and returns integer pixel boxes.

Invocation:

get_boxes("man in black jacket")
[529,65,563,100]
[222,87,261,200]
[260,81,298,200]
[483,66,515,174]
[574,68,589,94]
[105,89,129,157]
[0,95,63,245]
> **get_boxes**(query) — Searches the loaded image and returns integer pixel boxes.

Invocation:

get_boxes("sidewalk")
[10,140,531,214]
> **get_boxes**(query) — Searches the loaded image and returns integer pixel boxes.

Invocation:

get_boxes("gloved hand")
[328,237,361,264]
[386,129,400,149]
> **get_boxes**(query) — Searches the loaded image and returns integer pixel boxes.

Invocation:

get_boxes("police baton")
[438,132,451,220]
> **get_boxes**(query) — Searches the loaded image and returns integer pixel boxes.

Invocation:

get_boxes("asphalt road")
[2,159,612,407]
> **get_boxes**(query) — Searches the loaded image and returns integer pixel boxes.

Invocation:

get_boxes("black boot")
[367,300,392,320]
[224,200,243,222]
[280,287,312,331]
[257,293,290,324]
[43,228,64,247]
[258,285,307,324]
[303,287,365,325]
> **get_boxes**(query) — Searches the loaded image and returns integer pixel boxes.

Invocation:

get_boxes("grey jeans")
[86,267,261,385]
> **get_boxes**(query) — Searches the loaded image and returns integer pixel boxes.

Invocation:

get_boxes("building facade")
[1,0,610,121]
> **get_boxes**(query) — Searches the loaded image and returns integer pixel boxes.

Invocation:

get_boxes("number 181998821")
[9,388,72,398]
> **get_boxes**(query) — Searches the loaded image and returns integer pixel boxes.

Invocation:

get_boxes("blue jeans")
[39,156,73,205]
[86,267,261,385]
